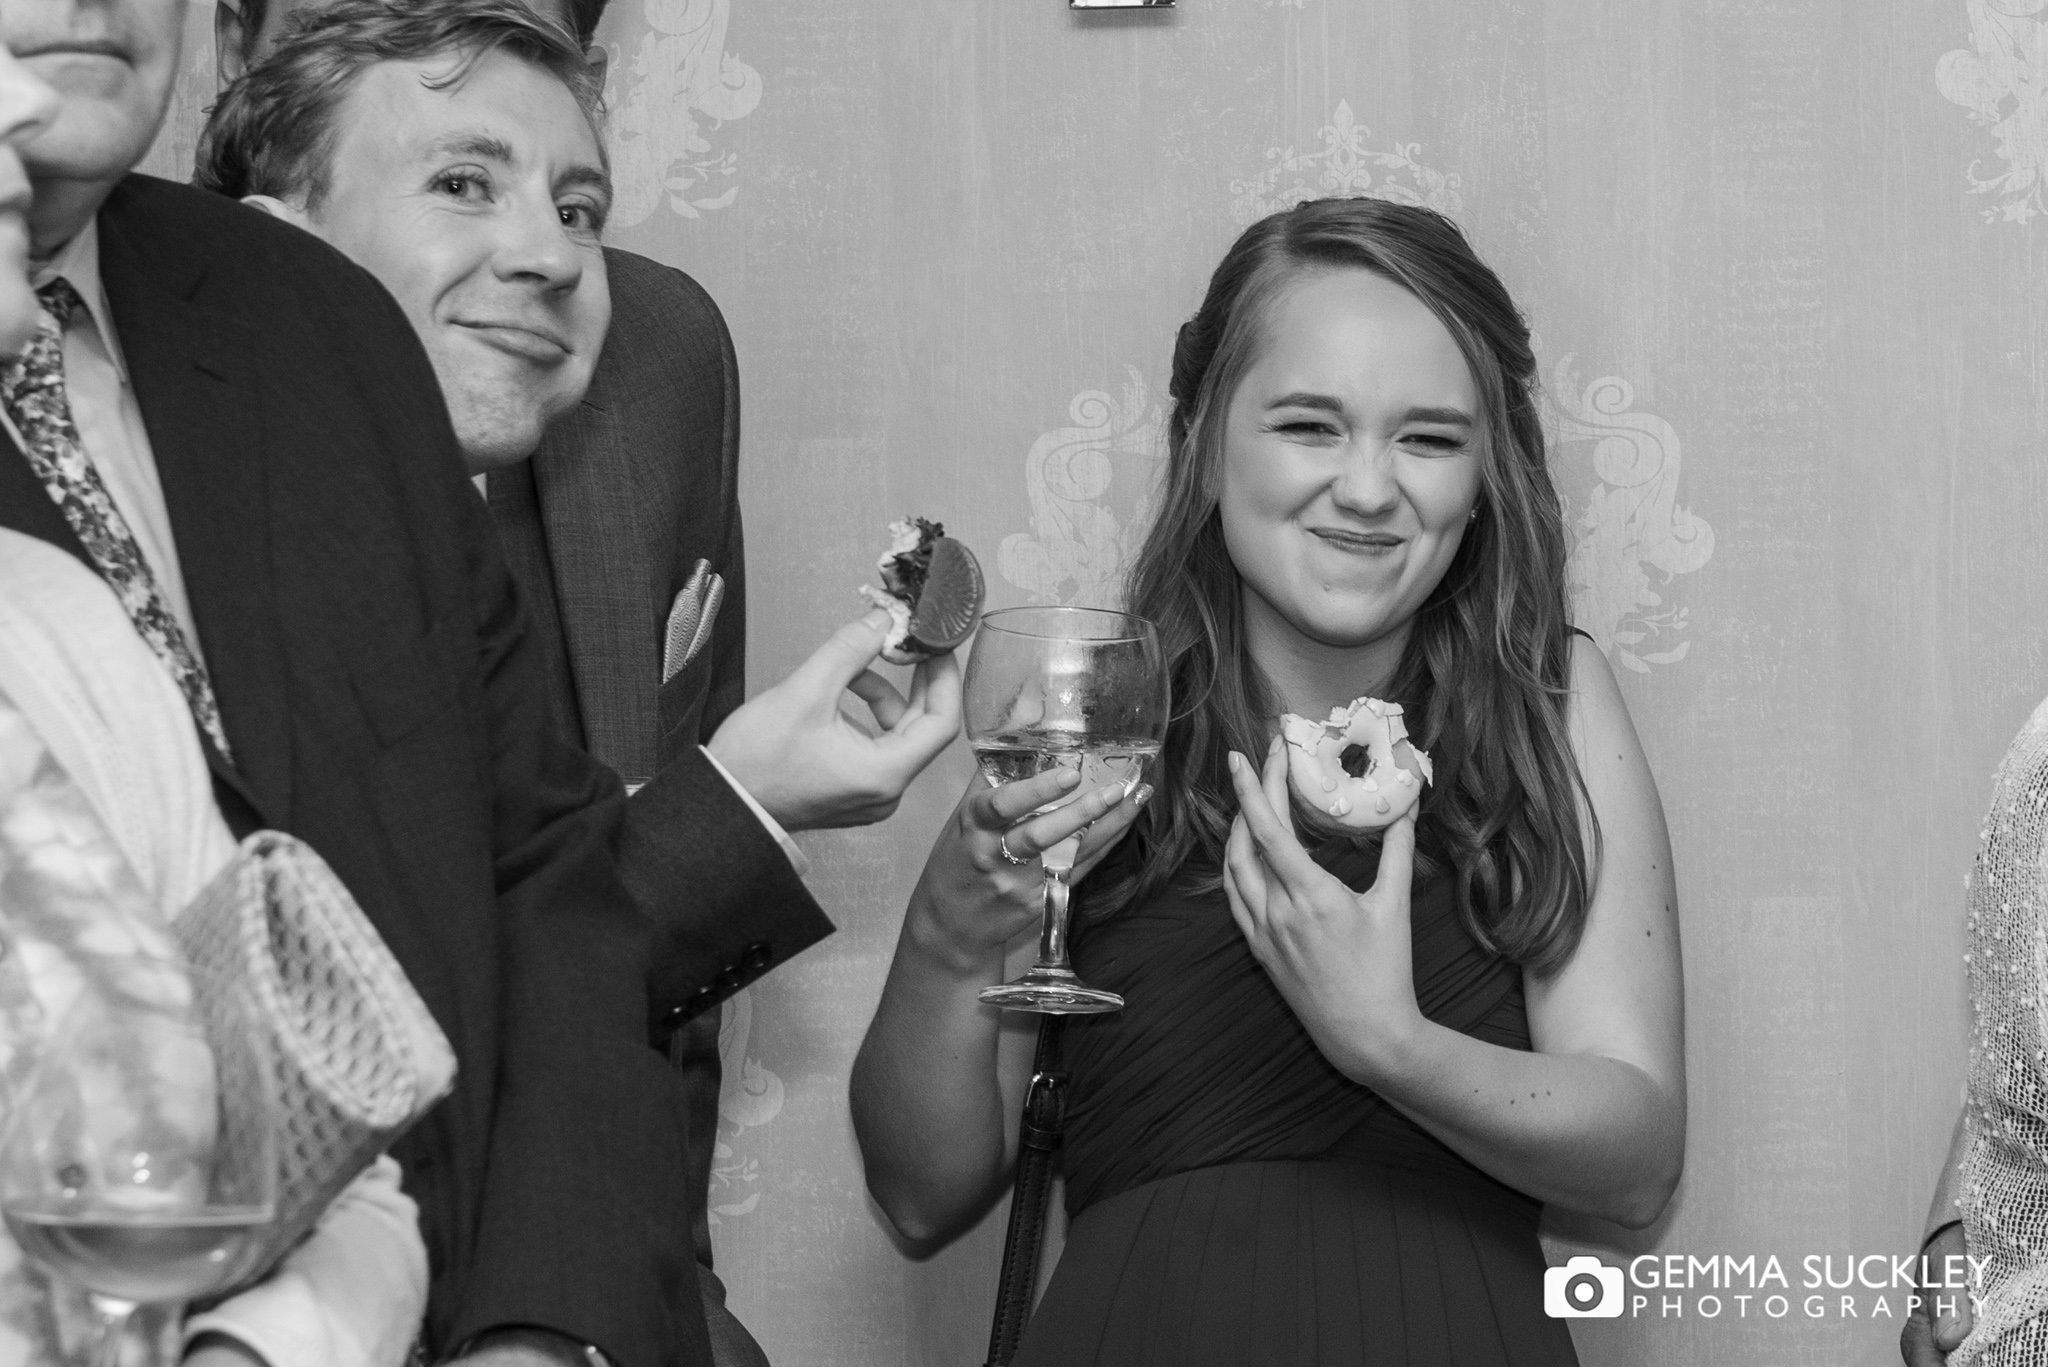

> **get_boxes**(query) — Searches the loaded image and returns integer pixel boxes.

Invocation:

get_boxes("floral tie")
[2,279,234,761]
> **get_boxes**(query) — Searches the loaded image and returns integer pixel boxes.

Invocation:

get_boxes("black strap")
[983,1016,1067,1367]
[1921,1218,1963,1254]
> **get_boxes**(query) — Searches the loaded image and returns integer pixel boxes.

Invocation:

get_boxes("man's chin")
[449,388,578,477]
[24,103,162,185]
[454,418,549,477]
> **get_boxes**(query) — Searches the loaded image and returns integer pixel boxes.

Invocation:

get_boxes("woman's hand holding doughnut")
[905,767,1151,976]
[1223,735,1425,1085]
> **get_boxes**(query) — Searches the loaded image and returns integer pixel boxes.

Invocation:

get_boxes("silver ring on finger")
[998,832,1034,866]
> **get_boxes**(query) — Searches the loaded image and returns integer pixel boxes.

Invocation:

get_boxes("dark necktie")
[3,279,234,761]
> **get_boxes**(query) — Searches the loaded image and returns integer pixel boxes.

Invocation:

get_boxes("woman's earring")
[1469,507,1481,522]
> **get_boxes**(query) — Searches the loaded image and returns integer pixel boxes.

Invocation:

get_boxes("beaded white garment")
[1955,697,2048,1366]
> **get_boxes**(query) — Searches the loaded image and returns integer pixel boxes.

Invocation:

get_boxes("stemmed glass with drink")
[965,606,1170,1014]
[0,963,278,1367]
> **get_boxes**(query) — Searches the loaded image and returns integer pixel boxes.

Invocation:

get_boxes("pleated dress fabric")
[1011,840,1580,1367]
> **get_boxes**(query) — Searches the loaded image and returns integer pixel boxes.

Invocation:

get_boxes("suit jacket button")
[715,969,743,994]
[664,1005,689,1026]
[741,942,772,973]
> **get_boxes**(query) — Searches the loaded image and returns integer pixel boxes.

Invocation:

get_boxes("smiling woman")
[851,198,1685,1367]
[192,0,611,473]
[1219,269,1484,675]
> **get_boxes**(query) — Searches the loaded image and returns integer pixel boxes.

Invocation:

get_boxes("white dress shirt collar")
[31,219,128,383]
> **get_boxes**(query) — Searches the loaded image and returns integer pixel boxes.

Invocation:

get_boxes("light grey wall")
[144,0,2048,1359]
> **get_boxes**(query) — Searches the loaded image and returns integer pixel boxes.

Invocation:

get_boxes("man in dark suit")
[497,250,796,1367]
[208,0,957,1030]
[0,10,686,1367]
[196,5,963,1364]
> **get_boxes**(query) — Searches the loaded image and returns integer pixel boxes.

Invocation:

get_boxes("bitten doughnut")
[859,516,986,665]
[1279,696,1433,833]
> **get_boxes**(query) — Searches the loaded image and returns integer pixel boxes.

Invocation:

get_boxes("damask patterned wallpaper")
[142,0,2048,1360]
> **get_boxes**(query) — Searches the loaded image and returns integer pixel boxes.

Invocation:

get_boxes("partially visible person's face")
[1219,267,1483,662]
[0,41,56,353]
[282,47,610,473]
[4,0,182,207]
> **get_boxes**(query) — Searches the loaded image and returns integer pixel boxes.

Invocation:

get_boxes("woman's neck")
[1241,592,1412,724]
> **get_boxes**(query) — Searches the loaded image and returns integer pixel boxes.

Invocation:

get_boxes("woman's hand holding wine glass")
[908,768,1144,977]
[958,608,1170,1014]
[1223,736,1427,1086]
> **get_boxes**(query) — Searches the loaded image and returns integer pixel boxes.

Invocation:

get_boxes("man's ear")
[214,2,248,85]
[583,43,608,88]
[240,194,313,232]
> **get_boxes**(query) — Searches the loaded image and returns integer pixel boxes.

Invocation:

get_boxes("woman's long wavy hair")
[1097,197,1595,973]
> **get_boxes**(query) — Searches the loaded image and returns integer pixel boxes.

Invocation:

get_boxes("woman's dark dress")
[1012,842,1580,1367]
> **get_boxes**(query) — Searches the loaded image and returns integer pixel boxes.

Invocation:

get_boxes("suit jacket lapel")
[96,186,291,829]
[486,457,588,751]
[527,353,661,782]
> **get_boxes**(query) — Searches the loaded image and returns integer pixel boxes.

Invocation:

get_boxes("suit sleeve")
[621,749,832,1032]
[612,257,833,1032]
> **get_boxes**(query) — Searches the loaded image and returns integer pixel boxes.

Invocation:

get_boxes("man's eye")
[435,172,489,200]
[1274,420,1339,439]
[558,202,606,234]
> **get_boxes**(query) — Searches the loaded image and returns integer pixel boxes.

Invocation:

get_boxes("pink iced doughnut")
[1279,696,1434,833]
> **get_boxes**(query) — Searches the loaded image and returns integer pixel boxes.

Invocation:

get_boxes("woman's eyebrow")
[1264,391,1344,413]
[1262,395,1475,427]
[1402,405,1475,427]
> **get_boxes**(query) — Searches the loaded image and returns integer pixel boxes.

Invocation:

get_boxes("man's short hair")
[229,0,611,66]
[196,0,603,209]
[559,0,606,49]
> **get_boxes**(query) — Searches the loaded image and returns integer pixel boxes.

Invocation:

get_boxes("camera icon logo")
[1544,1255,1624,1318]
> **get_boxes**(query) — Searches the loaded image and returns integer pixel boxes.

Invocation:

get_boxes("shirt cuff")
[182,1155,426,1367]
[696,745,810,879]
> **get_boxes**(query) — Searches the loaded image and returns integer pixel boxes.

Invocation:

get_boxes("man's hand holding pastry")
[708,610,963,832]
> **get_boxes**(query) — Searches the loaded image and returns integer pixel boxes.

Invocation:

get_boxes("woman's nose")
[1328,440,1402,516]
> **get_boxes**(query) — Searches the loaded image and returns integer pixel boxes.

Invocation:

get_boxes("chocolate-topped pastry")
[859,517,986,665]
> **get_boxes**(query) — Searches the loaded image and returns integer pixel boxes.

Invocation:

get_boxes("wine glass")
[0,962,278,1367]
[965,607,1170,1014]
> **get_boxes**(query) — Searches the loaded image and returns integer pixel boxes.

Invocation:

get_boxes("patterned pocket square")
[663,559,724,684]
